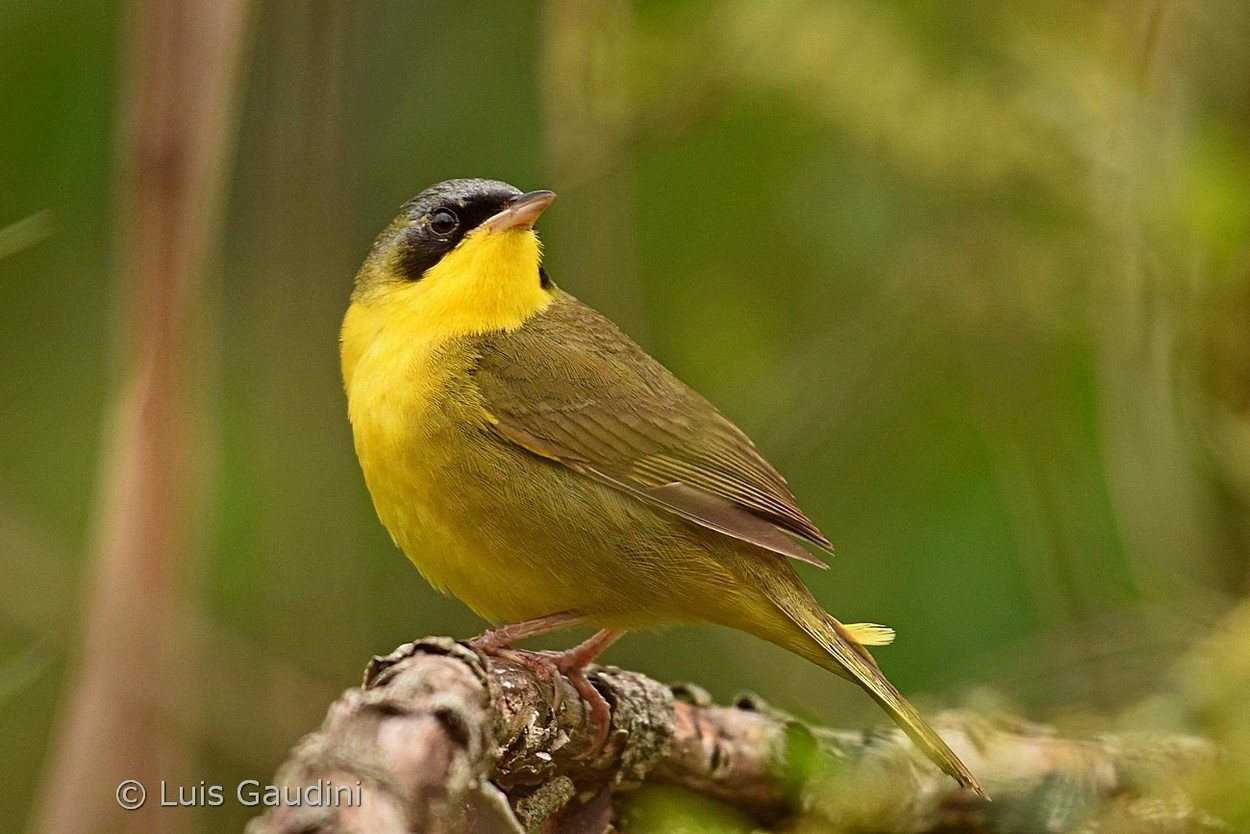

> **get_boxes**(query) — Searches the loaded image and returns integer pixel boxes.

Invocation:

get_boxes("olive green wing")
[469,293,831,567]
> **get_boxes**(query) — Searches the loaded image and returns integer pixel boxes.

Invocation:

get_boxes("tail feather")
[744,568,988,798]
[813,610,987,797]
[842,622,895,647]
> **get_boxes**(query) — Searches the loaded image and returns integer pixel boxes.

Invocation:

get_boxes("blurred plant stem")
[1095,1,1241,601]
[0,498,337,774]
[0,212,56,262]
[29,0,253,831]
[540,0,651,342]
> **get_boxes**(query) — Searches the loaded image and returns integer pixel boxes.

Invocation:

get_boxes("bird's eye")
[429,208,459,235]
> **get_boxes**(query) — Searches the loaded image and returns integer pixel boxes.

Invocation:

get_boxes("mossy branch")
[245,637,1221,833]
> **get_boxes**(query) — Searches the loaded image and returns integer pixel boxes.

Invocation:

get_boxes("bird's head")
[351,178,556,315]
[341,179,558,387]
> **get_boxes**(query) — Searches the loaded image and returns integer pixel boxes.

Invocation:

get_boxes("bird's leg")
[547,627,623,670]
[534,629,624,756]
[467,616,623,757]
[465,611,590,701]
[466,610,587,652]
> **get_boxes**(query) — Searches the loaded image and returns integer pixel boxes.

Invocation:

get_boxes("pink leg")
[468,616,624,758]
[467,610,587,651]
[533,629,623,757]
[547,628,623,671]
[552,630,622,755]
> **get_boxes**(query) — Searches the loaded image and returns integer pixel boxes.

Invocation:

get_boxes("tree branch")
[247,638,1221,833]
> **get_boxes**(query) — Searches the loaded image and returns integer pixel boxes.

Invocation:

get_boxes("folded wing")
[469,293,832,567]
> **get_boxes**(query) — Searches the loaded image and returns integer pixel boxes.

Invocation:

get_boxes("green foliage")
[616,784,756,834]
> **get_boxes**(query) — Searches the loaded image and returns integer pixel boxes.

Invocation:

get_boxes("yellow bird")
[341,178,985,797]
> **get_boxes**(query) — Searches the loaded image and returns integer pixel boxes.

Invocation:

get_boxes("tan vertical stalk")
[30,0,252,831]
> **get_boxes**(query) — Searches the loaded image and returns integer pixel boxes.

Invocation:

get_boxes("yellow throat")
[341,225,553,392]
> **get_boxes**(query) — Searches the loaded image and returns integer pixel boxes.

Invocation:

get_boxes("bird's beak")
[480,190,556,234]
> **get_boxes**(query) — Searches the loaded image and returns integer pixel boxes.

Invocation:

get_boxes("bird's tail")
[738,562,988,798]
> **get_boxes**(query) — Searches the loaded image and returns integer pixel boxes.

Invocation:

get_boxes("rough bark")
[247,638,1222,834]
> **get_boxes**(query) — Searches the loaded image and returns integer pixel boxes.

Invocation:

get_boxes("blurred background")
[2,0,1249,830]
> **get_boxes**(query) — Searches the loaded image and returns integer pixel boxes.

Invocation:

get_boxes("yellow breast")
[340,227,555,613]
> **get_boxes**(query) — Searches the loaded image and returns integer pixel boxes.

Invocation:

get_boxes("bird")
[340,177,985,797]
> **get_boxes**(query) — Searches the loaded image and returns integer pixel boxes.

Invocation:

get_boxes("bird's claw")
[473,645,613,759]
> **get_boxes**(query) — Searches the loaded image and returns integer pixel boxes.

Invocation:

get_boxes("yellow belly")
[341,295,775,629]
[342,297,617,622]
[344,331,498,616]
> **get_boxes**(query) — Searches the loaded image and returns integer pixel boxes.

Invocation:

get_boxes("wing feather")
[470,292,832,565]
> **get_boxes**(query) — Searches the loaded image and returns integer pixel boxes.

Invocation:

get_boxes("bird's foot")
[469,629,623,759]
